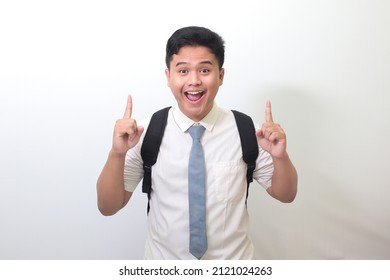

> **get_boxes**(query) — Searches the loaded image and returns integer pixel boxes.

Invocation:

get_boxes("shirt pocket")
[214,160,247,203]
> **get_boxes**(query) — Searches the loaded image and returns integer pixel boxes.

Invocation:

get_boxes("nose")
[187,71,201,86]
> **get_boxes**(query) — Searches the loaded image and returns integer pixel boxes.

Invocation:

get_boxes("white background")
[0,0,389,259]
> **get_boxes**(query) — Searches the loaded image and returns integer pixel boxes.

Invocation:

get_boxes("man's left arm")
[256,100,298,203]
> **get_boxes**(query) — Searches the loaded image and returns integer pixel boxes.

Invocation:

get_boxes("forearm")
[268,153,298,203]
[97,150,130,215]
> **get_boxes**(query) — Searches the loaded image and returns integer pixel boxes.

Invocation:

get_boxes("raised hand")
[256,100,287,159]
[112,95,144,156]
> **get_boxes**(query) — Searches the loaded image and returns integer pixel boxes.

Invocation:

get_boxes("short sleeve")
[253,147,274,190]
[123,142,144,192]
[123,118,150,192]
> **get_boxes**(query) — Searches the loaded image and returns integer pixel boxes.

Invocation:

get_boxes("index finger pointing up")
[265,99,274,123]
[123,95,133,118]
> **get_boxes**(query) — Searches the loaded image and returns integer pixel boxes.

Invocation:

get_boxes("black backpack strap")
[140,107,171,214]
[232,110,259,205]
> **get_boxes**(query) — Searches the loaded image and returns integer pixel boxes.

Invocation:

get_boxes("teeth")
[186,90,203,102]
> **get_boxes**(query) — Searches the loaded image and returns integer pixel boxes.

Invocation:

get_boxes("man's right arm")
[97,152,132,216]
[96,95,144,216]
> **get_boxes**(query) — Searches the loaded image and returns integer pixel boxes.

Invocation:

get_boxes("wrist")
[271,152,289,162]
[109,149,127,160]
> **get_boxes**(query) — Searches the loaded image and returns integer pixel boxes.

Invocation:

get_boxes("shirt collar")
[173,103,220,133]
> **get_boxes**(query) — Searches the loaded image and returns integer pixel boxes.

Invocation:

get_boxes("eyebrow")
[175,60,213,67]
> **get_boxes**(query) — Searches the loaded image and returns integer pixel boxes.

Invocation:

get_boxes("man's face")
[165,46,224,122]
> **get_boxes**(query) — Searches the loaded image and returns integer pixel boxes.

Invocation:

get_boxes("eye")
[178,69,188,75]
[200,68,210,74]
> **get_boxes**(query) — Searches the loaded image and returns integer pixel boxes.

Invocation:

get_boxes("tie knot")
[188,125,205,140]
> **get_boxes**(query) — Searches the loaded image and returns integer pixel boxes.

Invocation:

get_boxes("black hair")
[165,26,225,69]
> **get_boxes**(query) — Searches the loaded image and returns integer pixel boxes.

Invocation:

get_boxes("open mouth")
[185,91,205,102]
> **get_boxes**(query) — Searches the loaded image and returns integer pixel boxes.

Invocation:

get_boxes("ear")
[165,68,171,87]
[219,68,225,86]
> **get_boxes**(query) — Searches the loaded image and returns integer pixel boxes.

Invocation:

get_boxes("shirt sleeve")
[123,141,144,192]
[252,120,274,189]
[123,118,150,193]
[253,147,274,189]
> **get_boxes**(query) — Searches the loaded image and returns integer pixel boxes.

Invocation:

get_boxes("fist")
[256,100,287,159]
[112,95,144,156]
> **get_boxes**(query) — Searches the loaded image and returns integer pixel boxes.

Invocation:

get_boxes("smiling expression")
[165,46,225,122]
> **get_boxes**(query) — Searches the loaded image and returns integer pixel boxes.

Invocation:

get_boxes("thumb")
[256,128,264,139]
[128,125,145,144]
[135,126,145,140]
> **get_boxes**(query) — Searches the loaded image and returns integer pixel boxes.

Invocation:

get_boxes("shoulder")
[213,105,235,124]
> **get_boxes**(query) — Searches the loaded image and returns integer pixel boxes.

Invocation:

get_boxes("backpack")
[141,107,259,214]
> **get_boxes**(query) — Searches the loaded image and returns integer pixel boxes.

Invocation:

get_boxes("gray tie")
[188,125,207,259]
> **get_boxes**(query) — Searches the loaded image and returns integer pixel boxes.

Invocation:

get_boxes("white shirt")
[124,103,274,259]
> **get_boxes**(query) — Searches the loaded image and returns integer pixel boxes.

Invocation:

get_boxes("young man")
[97,26,297,259]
